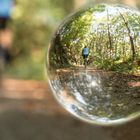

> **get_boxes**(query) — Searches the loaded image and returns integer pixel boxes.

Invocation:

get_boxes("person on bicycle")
[0,0,13,29]
[0,0,14,66]
[82,46,89,60]
[82,46,89,67]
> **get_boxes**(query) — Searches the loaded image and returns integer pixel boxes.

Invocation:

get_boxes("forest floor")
[56,67,140,119]
[0,70,140,140]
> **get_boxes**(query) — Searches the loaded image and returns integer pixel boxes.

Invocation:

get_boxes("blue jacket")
[82,47,89,55]
[0,0,13,18]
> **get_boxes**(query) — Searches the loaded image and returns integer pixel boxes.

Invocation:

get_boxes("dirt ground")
[0,78,140,140]
[55,68,140,120]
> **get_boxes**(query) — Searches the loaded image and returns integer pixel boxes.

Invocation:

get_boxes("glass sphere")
[46,4,140,125]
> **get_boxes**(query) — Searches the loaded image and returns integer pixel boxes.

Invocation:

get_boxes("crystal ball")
[46,4,140,125]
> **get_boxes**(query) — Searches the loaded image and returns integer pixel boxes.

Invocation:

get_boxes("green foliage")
[49,8,93,68]
[5,51,45,80]
[11,0,74,57]
[50,4,140,74]
[6,2,140,79]
[5,0,73,79]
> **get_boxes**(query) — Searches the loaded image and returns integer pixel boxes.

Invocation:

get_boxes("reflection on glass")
[46,4,140,125]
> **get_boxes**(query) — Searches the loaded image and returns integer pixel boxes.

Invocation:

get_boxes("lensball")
[46,4,140,125]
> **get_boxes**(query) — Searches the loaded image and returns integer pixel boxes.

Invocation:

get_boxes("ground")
[0,77,140,140]
[55,68,140,120]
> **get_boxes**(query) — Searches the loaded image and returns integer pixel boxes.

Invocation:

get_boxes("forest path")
[56,67,140,118]
[0,77,140,140]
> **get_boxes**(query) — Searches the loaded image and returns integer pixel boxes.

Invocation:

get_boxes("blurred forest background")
[0,1,140,140]
[2,0,140,80]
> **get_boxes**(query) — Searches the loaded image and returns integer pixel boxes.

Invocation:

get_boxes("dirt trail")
[0,78,140,140]
[56,68,140,119]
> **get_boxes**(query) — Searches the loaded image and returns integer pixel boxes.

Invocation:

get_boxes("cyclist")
[82,46,89,67]
[0,0,14,66]
[0,0,13,29]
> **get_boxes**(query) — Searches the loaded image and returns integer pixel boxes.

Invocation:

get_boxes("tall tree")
[118,10,136,60]
[106,9,113,58]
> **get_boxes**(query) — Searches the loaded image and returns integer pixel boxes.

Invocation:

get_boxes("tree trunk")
[119,11,136,60]
[107,9,113,59]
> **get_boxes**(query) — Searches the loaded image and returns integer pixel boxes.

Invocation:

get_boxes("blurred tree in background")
[4,0,140,80]
[5,0,74,79]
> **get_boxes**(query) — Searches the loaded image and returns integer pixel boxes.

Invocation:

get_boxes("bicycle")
[84,57,88,69]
